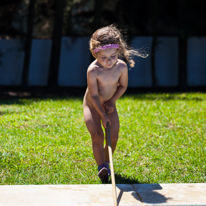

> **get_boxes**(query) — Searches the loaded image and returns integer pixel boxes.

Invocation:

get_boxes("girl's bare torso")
[84,59,125,106]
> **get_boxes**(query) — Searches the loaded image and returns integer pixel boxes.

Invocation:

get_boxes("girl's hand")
[101,114,111,128]
[103,100,115,114]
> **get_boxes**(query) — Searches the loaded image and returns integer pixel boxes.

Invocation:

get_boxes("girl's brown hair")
[90,25,148,68]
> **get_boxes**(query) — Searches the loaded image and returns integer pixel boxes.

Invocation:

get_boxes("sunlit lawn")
[0,93,205,184]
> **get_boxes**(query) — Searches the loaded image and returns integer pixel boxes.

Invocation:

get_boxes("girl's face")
[96,48,119,69]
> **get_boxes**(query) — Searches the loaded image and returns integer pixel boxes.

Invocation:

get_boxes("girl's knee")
[91,132,104,144]
[111,134,118,144]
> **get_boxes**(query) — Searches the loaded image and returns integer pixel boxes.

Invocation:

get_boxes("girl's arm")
[87,68,111,127]
[111,64,128,102]
[104,64,128,113]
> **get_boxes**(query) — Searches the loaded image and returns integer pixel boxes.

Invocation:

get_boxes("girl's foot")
[105,161,111,176]
[105,164,111,176]
[98,164,108,183]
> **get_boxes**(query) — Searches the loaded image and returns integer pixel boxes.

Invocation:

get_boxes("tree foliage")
[1,0,206,89]
[1,0,206,39]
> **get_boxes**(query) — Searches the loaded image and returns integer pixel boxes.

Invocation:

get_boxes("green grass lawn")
[0,93,205,184]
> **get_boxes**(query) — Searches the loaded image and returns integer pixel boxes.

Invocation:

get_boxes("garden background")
[0,0,206,93]
[0,0,205,185]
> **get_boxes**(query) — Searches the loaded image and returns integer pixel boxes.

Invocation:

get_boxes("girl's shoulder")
[87,60,100,74]
[116,59,128,70]
[117,59,127,65]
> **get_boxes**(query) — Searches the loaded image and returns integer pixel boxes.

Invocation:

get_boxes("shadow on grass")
[0,97,83,105]
[0,86,85,105]
[0,99,30,105]
[123,93,205,101]
[1,87,205,106]
[115,173,143,184]
[0,94,83,106]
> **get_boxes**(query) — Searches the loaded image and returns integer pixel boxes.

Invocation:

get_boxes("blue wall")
[0,37,205,87]
[28,39,52,86]
[58,37,90,87]
[188,37,206,86]
[0,40,24,85]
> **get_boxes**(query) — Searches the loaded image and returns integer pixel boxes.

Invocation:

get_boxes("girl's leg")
[104,106,119,163]
[83,103,105,167]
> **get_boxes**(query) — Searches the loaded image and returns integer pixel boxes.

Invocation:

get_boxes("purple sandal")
[98,164,108,183]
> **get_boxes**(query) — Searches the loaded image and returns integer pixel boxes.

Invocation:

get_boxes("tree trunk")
[94,0,102,30]
[151,0,157,91]
[48,0,65,88]
[21,0,35,87]
[178,0,187,91]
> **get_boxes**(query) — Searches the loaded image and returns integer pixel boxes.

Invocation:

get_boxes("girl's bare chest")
[97,69,121,84]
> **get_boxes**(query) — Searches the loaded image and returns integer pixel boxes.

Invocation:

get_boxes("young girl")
[83,25,144,182]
